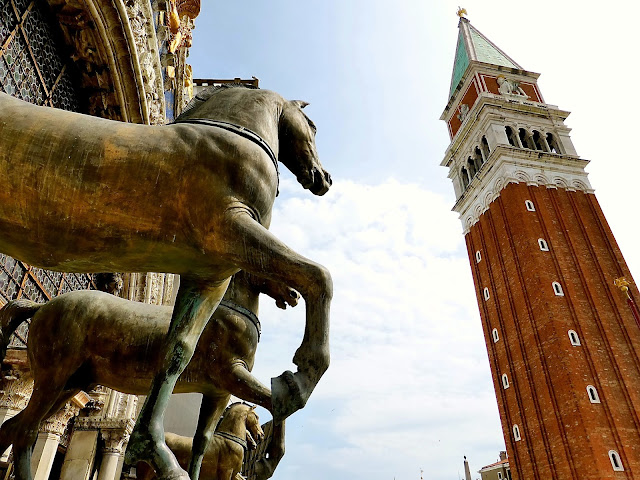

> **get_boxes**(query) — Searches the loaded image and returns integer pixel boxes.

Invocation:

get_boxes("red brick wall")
[465,182,640,480]
[449,80,480,138]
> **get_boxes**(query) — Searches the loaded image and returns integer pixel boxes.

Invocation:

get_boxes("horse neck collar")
[215,430,248,451]
[172,118,279,195]
[219,299,261,341]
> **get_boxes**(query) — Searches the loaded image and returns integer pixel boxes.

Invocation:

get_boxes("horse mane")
[176,83,259,122]
[223,401,253,414]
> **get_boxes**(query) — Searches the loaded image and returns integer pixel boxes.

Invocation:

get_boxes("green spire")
[449,17,522,98]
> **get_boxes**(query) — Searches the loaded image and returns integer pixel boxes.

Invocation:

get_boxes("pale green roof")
[449,18,522,98]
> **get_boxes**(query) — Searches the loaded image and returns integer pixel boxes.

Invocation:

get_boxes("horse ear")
[250,405,257,411]
[291,100,309,109]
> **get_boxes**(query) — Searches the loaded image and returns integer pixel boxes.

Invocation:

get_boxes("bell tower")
[441,12,640,480]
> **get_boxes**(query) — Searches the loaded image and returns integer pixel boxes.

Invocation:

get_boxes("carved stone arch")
[494,177,505,193]
[465,216,475,230]
[514,170,531,183]
[554,177,568,189]
[47,0,165,124]
[484,191,496,209]
[533,174,548,186]
[474,204,484,218]
[572,180,589,192]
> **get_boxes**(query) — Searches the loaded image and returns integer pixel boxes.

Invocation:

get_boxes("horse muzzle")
[307,167,332,196]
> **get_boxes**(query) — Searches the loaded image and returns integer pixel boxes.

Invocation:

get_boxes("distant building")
[440,12,640,480]
[478,451,511,480]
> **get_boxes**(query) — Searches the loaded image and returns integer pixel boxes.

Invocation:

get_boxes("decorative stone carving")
[497,75,528,98]
[40,403,81,436]
[100,419,135,454]
[0,371,33,411]
[456,150,593,233]
[94,273,124,295]
[124,0,166,125]
[176,0,200,19]
[457,103,469,122]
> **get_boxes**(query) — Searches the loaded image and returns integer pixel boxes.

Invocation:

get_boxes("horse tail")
[0,299,42,362]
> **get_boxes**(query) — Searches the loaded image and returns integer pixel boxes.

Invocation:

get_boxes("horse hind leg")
[126,277,231,480]
[5,379,71,480]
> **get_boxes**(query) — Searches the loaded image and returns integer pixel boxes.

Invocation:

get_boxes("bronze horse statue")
[0,270,292,479]
[136,403,264,480]
[0,85,332,479]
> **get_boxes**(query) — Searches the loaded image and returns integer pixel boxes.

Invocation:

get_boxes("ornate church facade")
[0,1,199,478]
[441,14,640,480]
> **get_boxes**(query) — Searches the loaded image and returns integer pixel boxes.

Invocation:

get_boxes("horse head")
[245,405,264,449]
[279,100,332,196]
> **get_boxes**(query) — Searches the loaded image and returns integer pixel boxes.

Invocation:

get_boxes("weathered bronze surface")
[137,403,263,480]
[0,85,332,479]
[0,271,295,479]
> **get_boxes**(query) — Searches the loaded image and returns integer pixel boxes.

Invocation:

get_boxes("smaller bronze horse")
[0,271,293,480]
[136,403,264,480]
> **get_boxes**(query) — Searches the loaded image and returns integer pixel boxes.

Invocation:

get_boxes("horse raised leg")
[217,211,332,423]
[126,277,231,480]
[187,394,228,480]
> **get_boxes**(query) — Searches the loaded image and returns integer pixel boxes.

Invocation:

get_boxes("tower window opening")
[483,287,490,300]
[505,126,518,147]
[461,167,470,189]
[546,133,563,154]
[513,424,521,441]
[502,373,509,389]
[587,385,600,403]
[467,157,477,177]
[481,136,490,160]
[492,328,499,343]
[474,147,484,168]
[525,200,535,211]
[568,330,581,346]
[497,473,503,480]
[519,128,535,149]
[532,130,548,152]
[476,251,481,263]
[609,450,624,471]
[552,282,564,296]
[538,238,549,251]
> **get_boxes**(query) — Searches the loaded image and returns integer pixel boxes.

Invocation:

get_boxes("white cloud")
[250,178,503,480]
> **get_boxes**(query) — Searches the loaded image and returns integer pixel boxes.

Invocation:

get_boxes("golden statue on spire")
[457,6,468,18]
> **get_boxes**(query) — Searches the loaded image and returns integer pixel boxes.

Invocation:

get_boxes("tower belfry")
[441,14,640,480]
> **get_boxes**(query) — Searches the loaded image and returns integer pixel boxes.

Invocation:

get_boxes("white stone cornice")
[453,146,593,234]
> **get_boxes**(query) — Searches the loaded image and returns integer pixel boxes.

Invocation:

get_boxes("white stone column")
[59,428,99,480]
[31,432,60,480]
[57,389,105,480]
[97,419,134,480]
[32,401,81,480]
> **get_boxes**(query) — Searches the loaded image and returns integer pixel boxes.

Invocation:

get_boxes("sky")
[175,1,640,479]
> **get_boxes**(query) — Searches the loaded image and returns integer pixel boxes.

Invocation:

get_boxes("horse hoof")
[292,345,329,377]
[271,370,313,423]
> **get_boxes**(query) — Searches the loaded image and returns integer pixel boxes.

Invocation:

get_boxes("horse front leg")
[254,420,285,480]
[188,394,228,480]
[125,277,231,480]
[219,361,272,411]
[219,212,332,423]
